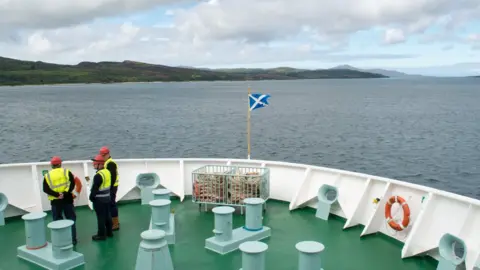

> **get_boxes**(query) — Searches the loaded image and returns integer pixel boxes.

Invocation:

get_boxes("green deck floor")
[0,199,437,270]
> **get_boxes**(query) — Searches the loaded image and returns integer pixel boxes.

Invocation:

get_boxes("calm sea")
[0,78,479,199]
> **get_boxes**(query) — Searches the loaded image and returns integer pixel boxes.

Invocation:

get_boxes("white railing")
[0,158,479,269]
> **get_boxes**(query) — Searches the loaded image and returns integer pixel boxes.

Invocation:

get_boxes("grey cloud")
[0,0,476,69]
[0,0,183,30]
[174,0,480,44]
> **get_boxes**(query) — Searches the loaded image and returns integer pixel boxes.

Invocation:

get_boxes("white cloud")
[0,0,181,30]
[0,0,479,70]
[27,32,52,54]
[467,33,480,42]
[173,0,479,43]
[384,29,406,44]
[468,34,480,50]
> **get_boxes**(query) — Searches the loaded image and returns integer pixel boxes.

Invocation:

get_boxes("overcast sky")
[0,0,479,76]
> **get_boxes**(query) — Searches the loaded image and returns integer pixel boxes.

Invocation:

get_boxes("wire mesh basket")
[192,165,270,207]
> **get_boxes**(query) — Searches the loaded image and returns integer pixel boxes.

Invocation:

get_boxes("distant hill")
[208,66,385,80]
[212,67,308,73]
[0,56,387,86]
[330,64,421,77]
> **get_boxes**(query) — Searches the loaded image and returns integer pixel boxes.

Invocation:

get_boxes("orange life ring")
[384,196,410,231]
[72,176,83,199]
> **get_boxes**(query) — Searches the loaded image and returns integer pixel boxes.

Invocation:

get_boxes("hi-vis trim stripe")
[96,171,111,197]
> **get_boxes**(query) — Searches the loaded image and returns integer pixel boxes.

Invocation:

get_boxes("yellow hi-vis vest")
[104,157,119,187]
[95,168,112,198]
[45,168,71,201]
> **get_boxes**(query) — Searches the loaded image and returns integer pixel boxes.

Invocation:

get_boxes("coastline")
[0,56,388,87]
[0,76,390,88]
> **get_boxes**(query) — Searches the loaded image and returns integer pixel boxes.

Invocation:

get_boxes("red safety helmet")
[50,156,62,165]
[99,146,110,155]
[92,154,105,166]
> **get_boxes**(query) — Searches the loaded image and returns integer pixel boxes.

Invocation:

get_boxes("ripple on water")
[0,79,479,199]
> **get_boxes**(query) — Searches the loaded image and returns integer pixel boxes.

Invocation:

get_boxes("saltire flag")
[249,93,271,111]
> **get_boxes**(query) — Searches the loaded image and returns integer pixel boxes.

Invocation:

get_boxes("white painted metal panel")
[0,158,479,269]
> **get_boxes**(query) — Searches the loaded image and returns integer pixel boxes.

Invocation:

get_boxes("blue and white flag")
[249,93,271,111]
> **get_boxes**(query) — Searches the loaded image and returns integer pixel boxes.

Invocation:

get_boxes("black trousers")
[51,203,77,241]
[110,186,118,218]
[93,201,113,236]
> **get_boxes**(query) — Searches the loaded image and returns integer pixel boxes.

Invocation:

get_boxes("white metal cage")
[192,165,270,209]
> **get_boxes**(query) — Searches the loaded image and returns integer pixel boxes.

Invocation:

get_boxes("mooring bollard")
[135,229,174,270]
[239,241,268,270]
[153,189,171,200]
[213,206,235,242]
[296,241,325,270]
[205,204,271,255]
[244,198,265,231]
[150,199,171,231]
[48,220,74,259]
[22,212,48,250]
[17,213,84,269]
[0,192,8,226]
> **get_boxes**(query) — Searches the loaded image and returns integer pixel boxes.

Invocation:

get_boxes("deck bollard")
[150,199,171,231]
[135,229,174,270]
[213,206,235,242]
[239,241,268,270]
[296,241,325,270]
[22,212,48,250]
[153,189,171,200]
[243,198,265,231]
[17,213,84,269]
[48,220,75,259]
[205,204,270,255]
[315,184,338,220]
[0,193,8,226]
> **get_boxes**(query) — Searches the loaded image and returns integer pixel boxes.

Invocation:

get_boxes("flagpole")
[247,86,251,160]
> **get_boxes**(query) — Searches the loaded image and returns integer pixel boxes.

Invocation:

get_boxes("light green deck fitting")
[296,241,325,270]
[437,233,466,270]
[315,184,338,220]
[135,229,174,270]
[153,188,171,200]
[17,214,85,269]
[0,192,7,226]
[149,199,175,244]
[239,241,268,270]
[136,173,160,205]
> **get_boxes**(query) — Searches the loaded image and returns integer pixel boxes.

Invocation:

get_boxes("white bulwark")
[1,158,479,269]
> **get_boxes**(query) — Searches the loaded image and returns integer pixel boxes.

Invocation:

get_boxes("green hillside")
[0,56,387,86]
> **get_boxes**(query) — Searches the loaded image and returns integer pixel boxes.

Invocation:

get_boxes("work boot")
[92,235,106,241]
[112,217,120,231]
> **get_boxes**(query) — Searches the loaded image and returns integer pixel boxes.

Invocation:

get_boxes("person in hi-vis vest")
[42,156,78,245]
[99,146,120,231]
[89,154,113,241]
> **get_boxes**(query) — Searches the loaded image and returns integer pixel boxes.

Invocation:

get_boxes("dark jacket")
[89,172,111,204]
[43,170,75,205]
[106,160,118,191]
